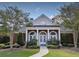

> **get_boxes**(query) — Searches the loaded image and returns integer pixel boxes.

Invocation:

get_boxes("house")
[25,14,74,46]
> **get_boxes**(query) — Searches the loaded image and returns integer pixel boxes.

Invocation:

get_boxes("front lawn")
[44,49,79,57]
[0,49,39,57]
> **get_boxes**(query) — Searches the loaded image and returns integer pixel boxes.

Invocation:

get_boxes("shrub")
[61,33,74,46]
[4,45,10,49]
[47,37,59,45]
[47,40,51,45]
[47,45,60,49]
[27,38,37,46]
[4,42,10,45]
[0,43,20,49]
[16,33,25,46]
[62,43,74,47]
[27,38,38,48]
[0,44,5,49]
[27,45,39,49]
[47,37,60,48]
[13,43,20,48]
[0,35,10,44]
[4,43,20,49]
[52,38,59,45]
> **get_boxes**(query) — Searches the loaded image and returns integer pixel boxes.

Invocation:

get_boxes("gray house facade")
[25,14,73,46]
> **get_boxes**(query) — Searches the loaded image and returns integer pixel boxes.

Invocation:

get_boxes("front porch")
[26,26,61,46]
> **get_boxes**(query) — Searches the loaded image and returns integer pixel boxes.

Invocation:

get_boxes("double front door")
[39,35,46,46]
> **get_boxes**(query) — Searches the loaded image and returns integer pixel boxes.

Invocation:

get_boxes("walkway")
[30,46,49,57]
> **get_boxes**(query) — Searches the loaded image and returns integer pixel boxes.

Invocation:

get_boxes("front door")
[40,35,46,46]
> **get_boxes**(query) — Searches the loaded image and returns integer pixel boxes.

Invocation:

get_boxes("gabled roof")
[32,14,59,26]
[35,14,52,22]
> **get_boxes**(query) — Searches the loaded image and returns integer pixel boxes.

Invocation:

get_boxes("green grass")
[44,49,79,57]
[0,49,39,57]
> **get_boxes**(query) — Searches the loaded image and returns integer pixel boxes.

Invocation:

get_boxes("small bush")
[27,38,38,48]
[47,37,60,49]
[13,43,20,48]
[0,44,5,49]
[0,35,10,44]
[4,45,10,49]
[47,45,60,49]
[4,42,10,45]
[4,43,20,49]
[47,41,51,45]
[62,43,74,47]
[27,38,37,46]
[61,33,74,46]
[27,45,39,49]
[47,37,59,45]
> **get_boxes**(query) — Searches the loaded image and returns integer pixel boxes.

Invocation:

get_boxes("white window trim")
[29,31,36,41]
[49,31,57,40]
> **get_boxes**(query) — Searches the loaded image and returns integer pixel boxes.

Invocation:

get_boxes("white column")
[59,29,60,41]
[25,29,28,47]
[47,29,50,41]
[58,28,62,46]
[37,29,39,46]
[37,29,38,40]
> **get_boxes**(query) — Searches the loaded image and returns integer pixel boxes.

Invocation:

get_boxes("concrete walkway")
[30,46,49,57]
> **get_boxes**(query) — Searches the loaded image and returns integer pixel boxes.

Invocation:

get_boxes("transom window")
[50,32,56,35]
[40,32,46,35]
[30,32,35,35]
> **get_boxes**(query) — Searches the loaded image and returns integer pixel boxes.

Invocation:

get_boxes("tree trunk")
[10,32,13,50]
[73,31,78,48]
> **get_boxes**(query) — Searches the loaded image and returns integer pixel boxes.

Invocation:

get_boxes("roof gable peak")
[35,14,51,20]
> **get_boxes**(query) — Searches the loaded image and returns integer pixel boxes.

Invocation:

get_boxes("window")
[29,31,36,41]
[50,32,55,35]
[30,32,35,35]
[50,31,57,40]
[40,32,46,35]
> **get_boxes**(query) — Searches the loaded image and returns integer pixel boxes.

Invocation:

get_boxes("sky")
[0,2,69,19]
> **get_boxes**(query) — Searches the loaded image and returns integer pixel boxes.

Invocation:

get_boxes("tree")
[0,6,30,49]
[59,2,79,48]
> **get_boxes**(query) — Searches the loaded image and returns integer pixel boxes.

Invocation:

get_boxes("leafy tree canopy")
[59,2,79,31]
[0,6,31,33]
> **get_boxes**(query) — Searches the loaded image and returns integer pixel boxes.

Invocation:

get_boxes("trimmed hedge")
[0,43,20,49]
[47,37,60,49]
[47,45,60,49]
[0,44,5,49]
[47,37,59,45]
[27,38,39,48]
[27,39,37,46]
[61,33,74,47]
[16,33,25,46]
[0,35,10,44]
[27,45,39,49]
